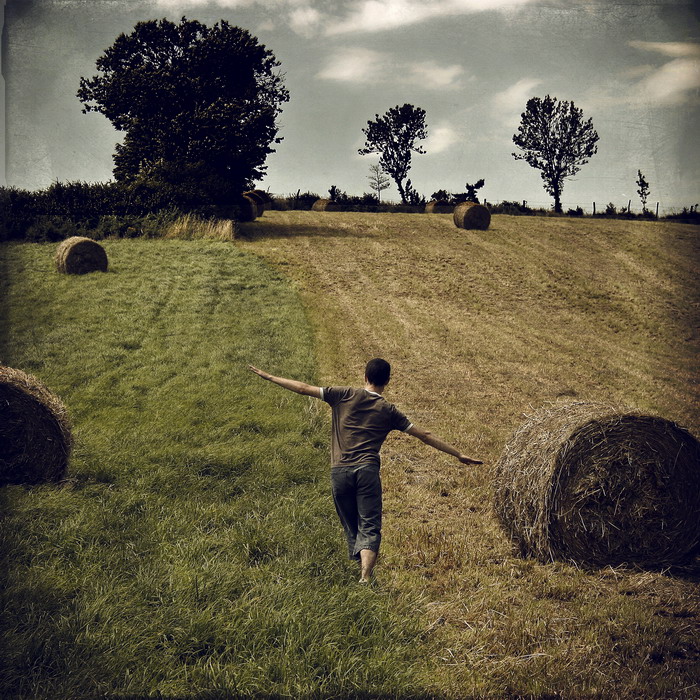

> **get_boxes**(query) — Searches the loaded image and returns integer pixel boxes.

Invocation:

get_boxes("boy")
[248,359,482,582]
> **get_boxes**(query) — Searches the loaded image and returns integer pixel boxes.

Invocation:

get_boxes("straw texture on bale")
[453,202,491,230]
[243,190,267,215]
[55,237,108,274]
[249,189,272,211]
[493,402,700,568]
[311,199,340,212]
[425,200,454,214]
[237,194,259,221]
[0,366,72,485]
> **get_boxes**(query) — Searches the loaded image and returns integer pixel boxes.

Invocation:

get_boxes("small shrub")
[431,189,450,202]
[490,200,532,215]
[567,206,584,217]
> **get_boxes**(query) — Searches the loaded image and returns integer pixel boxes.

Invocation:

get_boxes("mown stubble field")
[239,210,699,697]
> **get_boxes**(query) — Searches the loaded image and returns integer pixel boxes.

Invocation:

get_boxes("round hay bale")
[0,366,72,485]
[453,202,491,230]
[55,237,108,275]
[251,189,273,211]
[236,194,259,221]
[425,200,454,214]
[243,190,267,215]
[493,402,700,568]
[311,198,340,212]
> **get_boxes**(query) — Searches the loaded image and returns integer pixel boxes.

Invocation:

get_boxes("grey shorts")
[331,463,382,560]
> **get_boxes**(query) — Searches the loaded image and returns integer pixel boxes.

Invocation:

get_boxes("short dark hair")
[365,358,391,387]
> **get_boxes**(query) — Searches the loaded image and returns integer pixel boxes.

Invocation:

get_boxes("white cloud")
[289,6,324,37]
[317,48,465,88]
[627,41,700,106]
[154,0,256,6]
[621,64,654,80]
[325,0,535,35]
[408,61,464,88]
[492,78,542,118]
[317,47,386,82]
[154,0,534,36]
[424,122,459,154]
[628,41,700,59]
[634,57,700,106]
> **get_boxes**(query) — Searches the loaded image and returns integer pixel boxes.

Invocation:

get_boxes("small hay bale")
[311,198,340,212]
[425,200,454,214]
[493,402,700,568]
[453,202,491,230]
[55,237,108,275]
[243,190,267,215]
[0,366,72,485]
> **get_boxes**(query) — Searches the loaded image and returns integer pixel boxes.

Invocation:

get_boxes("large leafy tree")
[358,104,427,204]
[78,17,289,204]
[512,95,599,213]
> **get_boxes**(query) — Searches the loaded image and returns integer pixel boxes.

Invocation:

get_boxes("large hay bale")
[493,402,700,568]
[55,237,108,275]
[425,200,454,214]
[453,202,491,230]
[243,190,267,215]
[311,198,340,212]
[0,366,72,485]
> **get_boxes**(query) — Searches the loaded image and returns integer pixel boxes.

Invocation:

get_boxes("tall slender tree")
[358,104,427,204]
[636,170,650,213]
[367,163,391,203]
[512,95,599,213]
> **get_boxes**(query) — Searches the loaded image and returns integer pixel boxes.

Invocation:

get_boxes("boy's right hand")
[458,455,483,465]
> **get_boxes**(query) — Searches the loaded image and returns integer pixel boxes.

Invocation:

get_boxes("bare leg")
[359,549,378,582]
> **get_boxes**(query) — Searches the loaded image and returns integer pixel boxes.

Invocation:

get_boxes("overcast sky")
[2,0,699,211]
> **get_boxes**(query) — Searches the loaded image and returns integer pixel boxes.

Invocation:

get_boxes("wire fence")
[480,199,699,217]
[270,192,699,218]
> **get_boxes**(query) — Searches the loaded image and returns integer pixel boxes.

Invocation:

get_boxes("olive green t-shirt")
[321,387,413,468]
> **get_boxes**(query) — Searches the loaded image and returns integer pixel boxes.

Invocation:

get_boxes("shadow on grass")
[237,215,377,242]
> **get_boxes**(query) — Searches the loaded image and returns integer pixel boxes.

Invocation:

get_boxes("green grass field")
[1,212,699,697]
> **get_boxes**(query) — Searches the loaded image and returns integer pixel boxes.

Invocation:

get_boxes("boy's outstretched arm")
[248,365,322,399]
[406,425,483,465]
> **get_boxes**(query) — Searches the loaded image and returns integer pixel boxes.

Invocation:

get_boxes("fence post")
[628,199,631,213]
[593,202,596,215]
[655,202,659,218]
[523,200,527,209]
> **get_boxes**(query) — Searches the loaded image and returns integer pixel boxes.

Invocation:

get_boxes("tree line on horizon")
[2,15,690,233]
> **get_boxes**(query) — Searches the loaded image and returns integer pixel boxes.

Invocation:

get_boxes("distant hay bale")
[243,190,267,215]
[55,237,108,274]
[425,200,454,214]
[0,366,72,485]
[493,402,700,568]
[237,194,259,221]
[249,189,273,211]
[312,199,340,212]
[453,202,491,230]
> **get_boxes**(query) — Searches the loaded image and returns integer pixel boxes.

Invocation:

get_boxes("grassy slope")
[0,240,424,698]
[238,211,700,697]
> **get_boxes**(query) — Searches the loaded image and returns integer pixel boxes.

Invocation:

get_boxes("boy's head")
[365,358,391,388]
